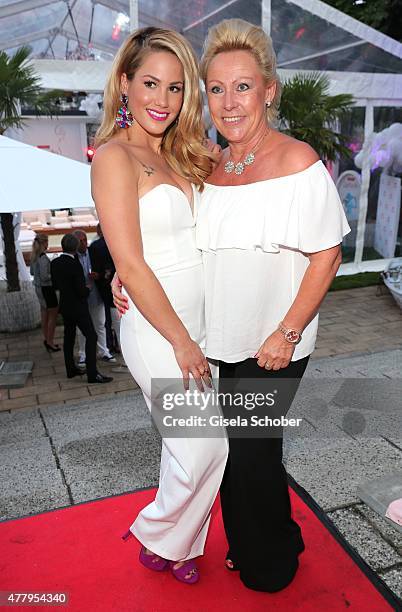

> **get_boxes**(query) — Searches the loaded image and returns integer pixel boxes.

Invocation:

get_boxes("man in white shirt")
[73,230,116,365]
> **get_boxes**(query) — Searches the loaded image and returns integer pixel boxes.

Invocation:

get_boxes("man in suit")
[51,233,113,384]
[73,229,116,365]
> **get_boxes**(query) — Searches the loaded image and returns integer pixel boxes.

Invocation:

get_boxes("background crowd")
[30,226,119,384]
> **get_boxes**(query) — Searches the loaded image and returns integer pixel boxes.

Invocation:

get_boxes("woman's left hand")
[255,330,295,371]
[111,272,128,316]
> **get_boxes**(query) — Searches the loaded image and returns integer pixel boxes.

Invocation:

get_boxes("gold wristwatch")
[277,321,302,344]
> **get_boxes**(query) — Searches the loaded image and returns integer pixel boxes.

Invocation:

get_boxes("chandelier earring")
[115,93,134,128]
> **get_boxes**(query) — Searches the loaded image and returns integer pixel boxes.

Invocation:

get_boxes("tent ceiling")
[1,0,402,80]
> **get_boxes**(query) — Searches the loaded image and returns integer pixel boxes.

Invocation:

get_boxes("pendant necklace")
[224,128,270,175]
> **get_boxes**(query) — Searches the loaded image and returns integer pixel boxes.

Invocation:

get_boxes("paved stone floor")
[1,284,401,603]
[314,285,402,359]
[1,285,402,412]
[285,348,402,599]
[0,329,137,411]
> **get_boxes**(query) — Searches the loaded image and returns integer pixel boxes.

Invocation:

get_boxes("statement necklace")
[224,129,270,175]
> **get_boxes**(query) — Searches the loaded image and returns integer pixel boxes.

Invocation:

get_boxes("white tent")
[0,135,93,213]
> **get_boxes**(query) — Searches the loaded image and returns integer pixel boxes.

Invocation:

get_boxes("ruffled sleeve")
[272,160,351,253]
[196,161,351,254]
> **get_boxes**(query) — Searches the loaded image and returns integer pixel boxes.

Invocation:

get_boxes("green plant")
[0,46,59,292]
[329,272,381,291]
[278,72,354,162]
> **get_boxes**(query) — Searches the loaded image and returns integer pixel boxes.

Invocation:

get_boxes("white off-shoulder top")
[196,160,351,363]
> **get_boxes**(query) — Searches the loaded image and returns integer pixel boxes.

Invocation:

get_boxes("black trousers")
[62,311,98,381]
[219,355,309,592]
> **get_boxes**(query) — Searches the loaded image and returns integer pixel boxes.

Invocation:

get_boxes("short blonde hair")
[96,27,214,188]
[200,19,281,124]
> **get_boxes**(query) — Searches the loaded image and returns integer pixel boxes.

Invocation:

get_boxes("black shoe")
[44,340,61,353]
[67,368,86,378]
[88,373,113,384]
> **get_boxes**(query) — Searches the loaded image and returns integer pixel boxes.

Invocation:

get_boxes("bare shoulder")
[274,134,320,175]
[92,140,140,179]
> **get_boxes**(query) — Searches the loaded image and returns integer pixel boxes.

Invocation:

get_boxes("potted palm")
[0,46,59,331]
[278,72,354,161]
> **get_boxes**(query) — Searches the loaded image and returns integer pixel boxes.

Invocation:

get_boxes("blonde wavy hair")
[95,27,214,188]
[31,233,48,264]
[200,19,281,125]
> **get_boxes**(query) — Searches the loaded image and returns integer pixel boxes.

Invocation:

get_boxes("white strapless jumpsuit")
[120,184,228,562]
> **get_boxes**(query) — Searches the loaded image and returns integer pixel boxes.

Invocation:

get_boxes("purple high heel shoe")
[122,529,168,572]
[169,559,199,584]
[139,546,169,572]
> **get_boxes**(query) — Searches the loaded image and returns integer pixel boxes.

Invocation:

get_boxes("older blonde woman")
[92,26,228,585]
[112,19,350,592]
[197,19,350,592]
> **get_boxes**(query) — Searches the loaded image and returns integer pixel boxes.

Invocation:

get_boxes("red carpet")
[0,484,398,611]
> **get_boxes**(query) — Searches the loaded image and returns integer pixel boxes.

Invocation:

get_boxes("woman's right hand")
[111,273,128,316]
[173,338,212,392]
[203,138,222,169]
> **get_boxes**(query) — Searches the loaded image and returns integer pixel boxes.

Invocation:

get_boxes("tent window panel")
[89,3,128,52]
[139,0,225,33]
[361,107,402,261]
[0,0,27,5]
[272,0,360,65]
[5,38,49,58]
[183,0,261,58]
[286,43,402,73]
[374,107,402,132]
[337,107,365,264]
[0,2,65,48]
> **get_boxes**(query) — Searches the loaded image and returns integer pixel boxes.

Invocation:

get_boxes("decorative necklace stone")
[224,152,255,175]
[224,130,270,176]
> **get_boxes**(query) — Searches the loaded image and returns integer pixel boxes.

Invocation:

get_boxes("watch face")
[285,330,300,344]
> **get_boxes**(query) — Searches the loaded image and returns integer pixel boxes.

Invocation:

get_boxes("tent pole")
[129,0,138,32]
[262,0,271,35]
[354,100,373,267]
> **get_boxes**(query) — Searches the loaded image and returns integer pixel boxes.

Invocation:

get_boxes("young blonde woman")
[30,233,60,352]
[91,27,228,585]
